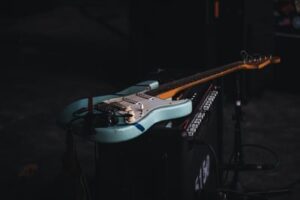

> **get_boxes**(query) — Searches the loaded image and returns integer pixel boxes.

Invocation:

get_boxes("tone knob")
[125,106,132,112]
[125,110,136,123]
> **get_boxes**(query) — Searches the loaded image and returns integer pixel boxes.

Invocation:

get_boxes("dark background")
[1,0,300,199]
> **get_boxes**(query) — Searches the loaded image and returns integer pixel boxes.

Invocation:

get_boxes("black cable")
[218,142,295,200]
[246,179,300,196]
[241,143,280,170]
[221,143,280,187]
[220,178,300,200]
[218,188,268,200]
[189,141,279,200]
[66,115,85,127]
[247,188,290,196]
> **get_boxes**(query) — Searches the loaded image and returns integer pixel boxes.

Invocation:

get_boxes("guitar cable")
[221,143,280,186]
[191,138,291,200]
[218,143,300,200]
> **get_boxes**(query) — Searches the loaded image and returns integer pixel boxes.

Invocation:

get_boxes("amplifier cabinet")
[95,83,221,200]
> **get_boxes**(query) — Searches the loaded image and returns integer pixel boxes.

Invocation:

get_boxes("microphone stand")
[230,72,244,191]
[221,72,245,195]
[219,72,291,200]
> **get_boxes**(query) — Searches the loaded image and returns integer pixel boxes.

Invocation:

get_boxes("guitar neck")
[146,61,244,99]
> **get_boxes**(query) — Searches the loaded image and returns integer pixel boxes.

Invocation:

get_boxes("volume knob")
[125,109,136,123]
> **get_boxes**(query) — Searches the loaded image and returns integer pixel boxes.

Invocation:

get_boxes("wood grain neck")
[145,56,280,99]
[146,61,244,99]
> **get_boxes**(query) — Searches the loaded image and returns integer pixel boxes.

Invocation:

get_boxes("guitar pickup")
[136,93,153,99]
[110,102,127,111]
[122,97,139,104]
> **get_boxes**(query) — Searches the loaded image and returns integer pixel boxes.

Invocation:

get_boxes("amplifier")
[95,82,221,200]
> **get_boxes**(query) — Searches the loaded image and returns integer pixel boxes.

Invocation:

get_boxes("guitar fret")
[146,61,241,97]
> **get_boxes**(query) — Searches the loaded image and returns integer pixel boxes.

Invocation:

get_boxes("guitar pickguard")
[58,80,192,143]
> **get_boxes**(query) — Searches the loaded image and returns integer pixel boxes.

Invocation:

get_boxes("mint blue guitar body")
[58,80,192,143]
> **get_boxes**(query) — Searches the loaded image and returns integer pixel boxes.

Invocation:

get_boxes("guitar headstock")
[242,55,281,70]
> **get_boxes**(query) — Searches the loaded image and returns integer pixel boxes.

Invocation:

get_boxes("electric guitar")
[58,56,280,143]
